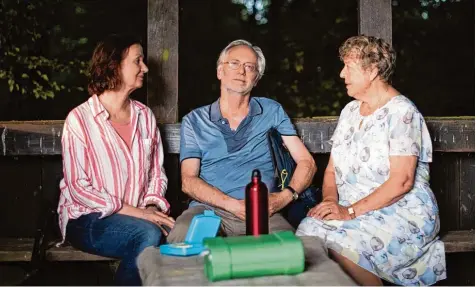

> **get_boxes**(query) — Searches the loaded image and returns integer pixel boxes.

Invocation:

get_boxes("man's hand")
[227,199,246,220]
[268,190,293,217]
[307,198,351,221]
[141,208,176,235]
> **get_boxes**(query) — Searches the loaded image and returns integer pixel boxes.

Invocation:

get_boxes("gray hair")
[216,39,266,81]
[339,35,396,83]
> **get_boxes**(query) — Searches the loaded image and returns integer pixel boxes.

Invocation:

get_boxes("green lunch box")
[203,231,305,281]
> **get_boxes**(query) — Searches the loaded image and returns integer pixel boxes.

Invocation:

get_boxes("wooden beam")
[0,121,64,157]
[440,230,475,253]
[358,0,392,44]
[0,118,474,156]
[1,230,472,262]
[0,238,32,261]
[0,238,114,262]
[45,244,115,261]
[147,0,179,123]
[297,118,476,153]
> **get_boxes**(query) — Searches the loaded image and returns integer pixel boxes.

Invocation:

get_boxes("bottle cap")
[252,169,261,180]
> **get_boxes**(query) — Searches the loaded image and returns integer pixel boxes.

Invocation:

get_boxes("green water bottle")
[203,231,305,282]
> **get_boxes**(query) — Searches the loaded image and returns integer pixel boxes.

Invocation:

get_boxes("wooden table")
[137,236,356,286]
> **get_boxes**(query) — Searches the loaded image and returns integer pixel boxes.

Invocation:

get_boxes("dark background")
[0,0,474,121]
[0,1,474,285]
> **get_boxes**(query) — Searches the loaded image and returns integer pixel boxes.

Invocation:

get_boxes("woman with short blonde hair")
[297,35,446,286]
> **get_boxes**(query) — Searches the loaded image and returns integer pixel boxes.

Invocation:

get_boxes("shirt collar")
[209,97,263,122]
[89,94,145,118]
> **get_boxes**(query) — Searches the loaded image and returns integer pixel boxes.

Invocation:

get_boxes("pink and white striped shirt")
[57,95,169,239]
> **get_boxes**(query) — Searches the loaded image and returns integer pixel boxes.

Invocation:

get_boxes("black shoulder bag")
[267,128,321,228]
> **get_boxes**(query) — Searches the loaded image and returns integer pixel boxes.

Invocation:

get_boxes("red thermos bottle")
[245,169,269,236]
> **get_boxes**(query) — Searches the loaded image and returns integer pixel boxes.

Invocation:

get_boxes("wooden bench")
[2,229,473,263]
[0,118,474,270]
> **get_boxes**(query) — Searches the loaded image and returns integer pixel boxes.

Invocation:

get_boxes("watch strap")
[286,186,299,201]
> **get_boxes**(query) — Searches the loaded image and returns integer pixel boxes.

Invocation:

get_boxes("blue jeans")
[66,212,164,286]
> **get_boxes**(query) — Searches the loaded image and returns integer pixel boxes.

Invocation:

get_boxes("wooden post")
[358,0,392,44]
[147,0,179,123]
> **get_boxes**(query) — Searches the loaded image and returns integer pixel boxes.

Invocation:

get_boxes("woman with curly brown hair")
[57,34,175,285]
[296,35,446,285]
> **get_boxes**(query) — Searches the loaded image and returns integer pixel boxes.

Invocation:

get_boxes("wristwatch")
[286,186,299,201]
[347,206,356,219]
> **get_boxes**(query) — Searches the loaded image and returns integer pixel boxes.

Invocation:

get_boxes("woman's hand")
[141,208,175,235]
[307,199,351,221]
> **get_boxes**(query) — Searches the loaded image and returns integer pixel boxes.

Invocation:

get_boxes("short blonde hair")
[339,35,396,83]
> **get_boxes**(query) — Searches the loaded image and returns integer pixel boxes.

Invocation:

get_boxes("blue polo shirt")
[180,97,297,206]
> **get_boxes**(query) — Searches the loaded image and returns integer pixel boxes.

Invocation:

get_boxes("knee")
[166,224,187,243]
[134,226,163,251]
[166,206,209,243]
[166,210,197,243]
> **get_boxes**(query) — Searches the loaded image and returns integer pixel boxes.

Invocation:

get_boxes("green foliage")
[0,0,88,99]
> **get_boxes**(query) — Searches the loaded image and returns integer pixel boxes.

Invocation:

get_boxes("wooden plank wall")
[0,157,42,237]
[0,155,185,237]
[459,154,475,230]
[431,152,475,233]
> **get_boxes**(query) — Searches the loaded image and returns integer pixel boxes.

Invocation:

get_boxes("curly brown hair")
[87,34,142,95]
[339,35,396,83]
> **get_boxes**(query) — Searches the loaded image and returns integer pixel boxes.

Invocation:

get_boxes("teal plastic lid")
[185,210,221,244]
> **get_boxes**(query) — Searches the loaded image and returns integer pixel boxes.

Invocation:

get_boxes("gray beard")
[225,85,253,96]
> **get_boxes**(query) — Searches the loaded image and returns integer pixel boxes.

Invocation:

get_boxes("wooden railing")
[1,118,474,155]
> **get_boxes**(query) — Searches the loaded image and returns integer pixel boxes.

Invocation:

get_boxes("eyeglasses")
[222,60,257,73]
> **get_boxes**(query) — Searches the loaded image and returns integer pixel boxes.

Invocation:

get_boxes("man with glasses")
[167,39,317,242]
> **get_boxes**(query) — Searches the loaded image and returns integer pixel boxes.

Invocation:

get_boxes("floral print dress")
[296,95,446,285]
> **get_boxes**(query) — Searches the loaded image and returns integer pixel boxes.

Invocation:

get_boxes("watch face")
[293,192,299,200]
